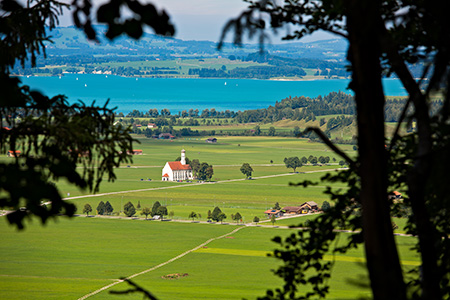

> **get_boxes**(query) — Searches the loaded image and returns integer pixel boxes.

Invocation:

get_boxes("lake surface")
[20,74,406,114]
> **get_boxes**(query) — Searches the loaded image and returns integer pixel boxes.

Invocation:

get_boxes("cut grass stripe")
[195,248,421,266]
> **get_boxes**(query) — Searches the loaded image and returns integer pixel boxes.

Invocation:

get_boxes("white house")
[162,149,193,181]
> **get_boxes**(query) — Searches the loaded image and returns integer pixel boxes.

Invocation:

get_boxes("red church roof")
[162,173,169,177]
[167,161,192,170]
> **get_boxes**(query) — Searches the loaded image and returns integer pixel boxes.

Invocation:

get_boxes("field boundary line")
[77,226,246,300]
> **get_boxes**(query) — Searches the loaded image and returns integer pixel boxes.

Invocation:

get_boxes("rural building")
[299,201,319,212]
[389,191,403,201]
[206,137,217,143]
[7,150,21,157]
[147,123,157,128]
[264,209,283,218]
[128,149,143,155]
[159,133,175,139]
[161,149,193,181]
[282,206,303,214]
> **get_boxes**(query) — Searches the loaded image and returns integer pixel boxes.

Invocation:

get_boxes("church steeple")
[181,149,186,165]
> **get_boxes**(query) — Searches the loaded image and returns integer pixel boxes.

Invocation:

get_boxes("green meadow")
[0,218,418,300]
[53,136,351,222]
[1,135,416,300]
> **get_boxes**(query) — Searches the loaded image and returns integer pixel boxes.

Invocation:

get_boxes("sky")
[59,0,335,43]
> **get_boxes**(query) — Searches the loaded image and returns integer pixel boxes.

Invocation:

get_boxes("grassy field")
[52,136,353,222]
[0,218,418,300]
[1,136,417,300]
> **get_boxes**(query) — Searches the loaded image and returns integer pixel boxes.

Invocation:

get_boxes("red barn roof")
[167,161,192,170]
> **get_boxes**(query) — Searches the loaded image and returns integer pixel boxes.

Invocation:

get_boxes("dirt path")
[77,226,246,300]
[65,168,345,201]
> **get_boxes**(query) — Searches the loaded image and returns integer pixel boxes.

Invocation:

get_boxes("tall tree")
[123,201,135,217]
[222,0,450,299]
[141,207,151,220]
[283,157,302,172]
[156,206,168,220]
[190,159,201,178]
[83,203,92,216]
[188,211,198,221]
[151,201,161,217]
[240,163,254,178]
[198,162,213,181]
[104,201,114,215]
[233,212,242,224]
[97,201,106,215]
[211,206,222,222]
[270,214,276,226]
[217,212,227,224]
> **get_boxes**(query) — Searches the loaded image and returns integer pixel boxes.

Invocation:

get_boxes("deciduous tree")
[284,157,302,172]
[270,214,276,226]
[321,201,330,212]
[233,212,242,224]
[151,201,161,216]
[211,206,222,222]
[141,207,151,220]
[83,204,92,216]
[156,206,168,220]
[217,212,227,224]
[240,163,253,178]
[188,211,197,221]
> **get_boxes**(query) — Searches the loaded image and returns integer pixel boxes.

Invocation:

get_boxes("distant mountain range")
[45,26,348,61]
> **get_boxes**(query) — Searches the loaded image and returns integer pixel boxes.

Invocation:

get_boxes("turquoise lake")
[20,74,406,113]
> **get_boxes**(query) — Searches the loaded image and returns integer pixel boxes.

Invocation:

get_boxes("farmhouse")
[264,209,283,218]
[389,191,402,200]
[159,133,175,139]
[299,201,319,211]
[147,123,157,128]
[282,206,303,214]
[7,150,21,157]
[129,149,143,155]
[206,137,217,143]
[161,149,193,181]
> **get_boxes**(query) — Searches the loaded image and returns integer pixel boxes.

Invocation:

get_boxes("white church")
[161,149,193,181]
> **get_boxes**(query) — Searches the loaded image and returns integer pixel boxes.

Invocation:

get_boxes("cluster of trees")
[314,68,349,78]
[325,115,354,131]
[208,207,227,223]
[283,157,302,172]
[244,51,342,71]
[96,201,114,215]
[284,155,335,171]
[234,91,355,123]
[206,207,242,224]
[124,108,237,119]
[141,201,168,220]
[82,201,117,216]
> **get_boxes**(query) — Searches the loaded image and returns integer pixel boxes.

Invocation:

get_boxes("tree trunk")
[346,1,406,299]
